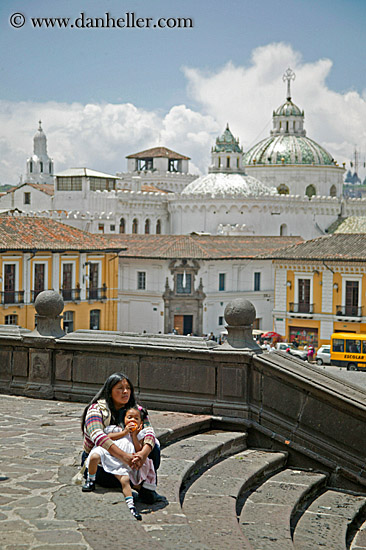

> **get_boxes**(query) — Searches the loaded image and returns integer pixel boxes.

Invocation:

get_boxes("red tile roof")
[141,183,169,194]
[265,233,366,262]
[105,234,302,260]
[126,147,190,161]
[0,216,123,252]
[8,183,55,196]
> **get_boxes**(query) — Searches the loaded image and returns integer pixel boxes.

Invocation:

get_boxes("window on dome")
[330,185,337,197]
[277,184,289,195]
[132,218,138,234]
[305,185,316,198]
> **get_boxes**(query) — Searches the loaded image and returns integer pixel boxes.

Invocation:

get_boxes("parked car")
[315,345,331,365]
[275,342,308,360]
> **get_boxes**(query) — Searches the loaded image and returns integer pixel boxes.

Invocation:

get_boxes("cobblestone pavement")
[0,395,208,550]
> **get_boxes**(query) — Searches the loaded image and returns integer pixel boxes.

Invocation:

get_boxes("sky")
[0,0,365,184]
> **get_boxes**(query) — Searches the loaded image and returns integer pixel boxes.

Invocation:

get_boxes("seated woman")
[80,371,161,504]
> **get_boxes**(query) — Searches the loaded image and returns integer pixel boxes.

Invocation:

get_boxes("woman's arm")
[132,442,153,468]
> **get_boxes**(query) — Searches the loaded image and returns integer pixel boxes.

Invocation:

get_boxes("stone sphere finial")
[34,290,64,317]
[224,298,256,327]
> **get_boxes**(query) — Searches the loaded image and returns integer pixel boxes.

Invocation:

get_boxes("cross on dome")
[283,68,295,100]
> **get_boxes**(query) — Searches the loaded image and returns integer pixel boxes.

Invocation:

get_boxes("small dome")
[213,124,242,154]
[181,173,276,197]
[274,99,303,117]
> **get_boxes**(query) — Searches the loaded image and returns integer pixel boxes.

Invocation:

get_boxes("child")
[82,405,157,521]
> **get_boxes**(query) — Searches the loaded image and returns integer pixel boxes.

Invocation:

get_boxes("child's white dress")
[86,426,157,490]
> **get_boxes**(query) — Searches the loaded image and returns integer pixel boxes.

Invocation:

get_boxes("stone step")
[138,430,248,549]
[294,489,366,550]
[352,520,366,549]
[240,469,328,550]
[183,449,288,550]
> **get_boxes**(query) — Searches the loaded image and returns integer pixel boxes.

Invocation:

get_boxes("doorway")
[174,314,193,335]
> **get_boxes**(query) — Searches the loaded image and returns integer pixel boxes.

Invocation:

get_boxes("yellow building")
[0,216,122,331]
[270,233,366,348]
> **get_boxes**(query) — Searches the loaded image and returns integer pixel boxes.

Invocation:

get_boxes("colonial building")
[0,216,121,332]
[269,233,366,347]
[105,233,301,336]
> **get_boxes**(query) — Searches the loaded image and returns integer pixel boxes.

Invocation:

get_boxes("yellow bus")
[330,333,366,371]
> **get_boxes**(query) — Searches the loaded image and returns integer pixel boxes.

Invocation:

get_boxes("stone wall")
[1,325,366,491]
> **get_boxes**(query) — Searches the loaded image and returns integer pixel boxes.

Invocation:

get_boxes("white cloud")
[184,42,366,176]
[0,100,215,184]
[1,42,366,185]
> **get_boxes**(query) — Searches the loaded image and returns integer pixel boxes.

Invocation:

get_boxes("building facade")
[108,234,301,336]
[0,216,120,332]
[270,233,366,347]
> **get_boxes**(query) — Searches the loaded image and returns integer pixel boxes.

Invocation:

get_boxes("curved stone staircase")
[124,427,366,550]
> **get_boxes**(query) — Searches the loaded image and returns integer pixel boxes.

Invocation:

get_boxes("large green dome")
[244,69,336,167]
[243,134,335,166]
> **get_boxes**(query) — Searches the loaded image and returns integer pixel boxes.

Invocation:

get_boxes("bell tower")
[26,121,54,184]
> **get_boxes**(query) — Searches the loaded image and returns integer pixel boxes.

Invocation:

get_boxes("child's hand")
[126,421,139,433]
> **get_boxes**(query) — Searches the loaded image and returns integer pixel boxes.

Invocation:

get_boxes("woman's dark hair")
[81,372,136,431]
[121,404,148,425]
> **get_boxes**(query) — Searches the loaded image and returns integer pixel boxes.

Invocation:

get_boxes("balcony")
[87,286,107,301]
[60,288,81,302]
[289,302,314,314]
[31,289,45,302]
[0,291,25,305]
[336,305,363,317]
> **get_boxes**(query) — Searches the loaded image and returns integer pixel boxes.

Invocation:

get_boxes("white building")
[112,233,301,336]
[117,146,198,194]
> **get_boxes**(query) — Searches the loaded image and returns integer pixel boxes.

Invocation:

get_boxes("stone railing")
[0,292,366,492]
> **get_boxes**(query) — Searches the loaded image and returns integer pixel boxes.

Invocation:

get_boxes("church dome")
[244,135,335,166]
[181,173,276,197]
[244,68,336,168]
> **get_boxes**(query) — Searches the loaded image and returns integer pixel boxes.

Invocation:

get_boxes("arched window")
[305,184,316,198]
[49,161,52,174]
[226,157,230,168]
[156,219,161,234]
[29,161,33,173]
[145,219,150,234]
[132,218,138,234]
[280,224,288,236]
[40,161,43,173]
[119,218,125,234]
[277,184,289,195]
[330,185,337,197]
